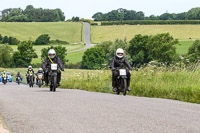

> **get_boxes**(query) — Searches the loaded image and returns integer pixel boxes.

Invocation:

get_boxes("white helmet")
[38,68,42,71]
[3,70,5,73]
[116,48,124,58]
[28,66,32,69]
[48,49,56,59]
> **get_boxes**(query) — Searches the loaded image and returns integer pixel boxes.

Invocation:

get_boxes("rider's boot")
[112,78,117,92]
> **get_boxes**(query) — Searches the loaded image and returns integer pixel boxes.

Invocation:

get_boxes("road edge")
[0,114,11,133]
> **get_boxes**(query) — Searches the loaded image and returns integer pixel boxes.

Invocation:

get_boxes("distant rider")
[16,72,22,82]
[110,48,132,92]
[36,68,44,85]
[42,49,64,86]
[26,66,35,84]
[1,70,7,80]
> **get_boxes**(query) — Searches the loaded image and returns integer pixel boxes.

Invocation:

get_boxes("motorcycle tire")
[123,79,127,96]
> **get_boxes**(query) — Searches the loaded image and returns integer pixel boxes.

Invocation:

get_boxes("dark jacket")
[16,74,22,78]
[42,56,64,70]
[110,56,132,70]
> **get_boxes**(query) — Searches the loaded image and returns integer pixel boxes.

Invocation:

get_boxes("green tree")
[147,33,178,63]
[82,47,106,69]
[72,16,80,22]
[0,44,13,67]
[13,41,37,67]
[34,34,50,45]
[186,7,200,20]
[128,34,151,66]
[128,33,179,66]
[2,36,9,43]
[0,34,2,41]
[41,46,67,65]
[187,40,200,62]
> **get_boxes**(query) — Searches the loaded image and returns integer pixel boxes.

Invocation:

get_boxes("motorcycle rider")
[36,68,44,85]
[16,72,22,82]
[1,70,7,82]
[110,48,132,92]
[26,66,35,84]
[42,49,64,86]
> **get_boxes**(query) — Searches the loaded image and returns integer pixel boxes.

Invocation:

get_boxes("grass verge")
[1,67,200,104]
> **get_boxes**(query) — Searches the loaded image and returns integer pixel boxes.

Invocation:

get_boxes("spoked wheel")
[53,76,57,92]
[123,79,127,96]
[38,80,42,88]
[30,78,34,88]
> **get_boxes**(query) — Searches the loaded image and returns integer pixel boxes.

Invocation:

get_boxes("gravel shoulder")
[0,83,200,133]
[0,115,9,133]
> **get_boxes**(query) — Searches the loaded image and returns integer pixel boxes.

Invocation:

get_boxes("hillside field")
[0,22,83,43]
[91,25,200,43]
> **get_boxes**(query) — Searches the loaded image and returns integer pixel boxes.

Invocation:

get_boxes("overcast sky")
[0,0,200,19]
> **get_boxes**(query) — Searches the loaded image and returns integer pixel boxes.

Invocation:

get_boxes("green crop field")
[0,22,83,43]
[91,25,200,43]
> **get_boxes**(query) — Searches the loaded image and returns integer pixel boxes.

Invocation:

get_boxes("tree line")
[0,5,65,22]
[81,33,200,69]
[92,7,200,21]
[0,41,67,68]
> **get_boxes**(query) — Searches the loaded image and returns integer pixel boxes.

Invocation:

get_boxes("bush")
[13,41,37,67]
[101,20,200,25]
[34,34,50,45]
[187,40,200,63]
[50,39,69,45]
[8,37,20,45]
[128,33,179,66]
[82,47,106,69]
[0,35,20,45]
[0,44,13,67]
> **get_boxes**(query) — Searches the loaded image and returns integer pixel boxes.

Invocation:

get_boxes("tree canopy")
[1,5,65,22]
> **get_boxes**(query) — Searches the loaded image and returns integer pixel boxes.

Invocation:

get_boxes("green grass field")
[1,66,200,104]
[0,22,83,43]
[91,25,200,43]
[176,41,194,55]
[66,50,86,64]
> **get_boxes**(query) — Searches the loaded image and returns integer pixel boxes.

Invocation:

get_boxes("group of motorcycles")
[26,73,44,88]
[27,63,59,92]
[2,63,128,95]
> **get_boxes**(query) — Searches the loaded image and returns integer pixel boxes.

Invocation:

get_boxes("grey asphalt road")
[67,22,95,54]
[0,83,200,133]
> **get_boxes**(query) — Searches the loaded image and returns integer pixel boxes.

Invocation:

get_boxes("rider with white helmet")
[110,48,132,92]
[26,65,35,84]
[36,68,44,85]
[42,49,64,86]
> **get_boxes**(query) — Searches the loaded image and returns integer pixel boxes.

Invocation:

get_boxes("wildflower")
[179,56,184,60]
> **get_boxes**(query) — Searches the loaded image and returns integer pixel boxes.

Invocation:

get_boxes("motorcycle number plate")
[119,69,126,76]
[4,78,6,80]
[51,64,58,70]
[38,75,43,79]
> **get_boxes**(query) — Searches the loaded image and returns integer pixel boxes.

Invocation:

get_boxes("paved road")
[0,83,200,133]
[67,22,95,54]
